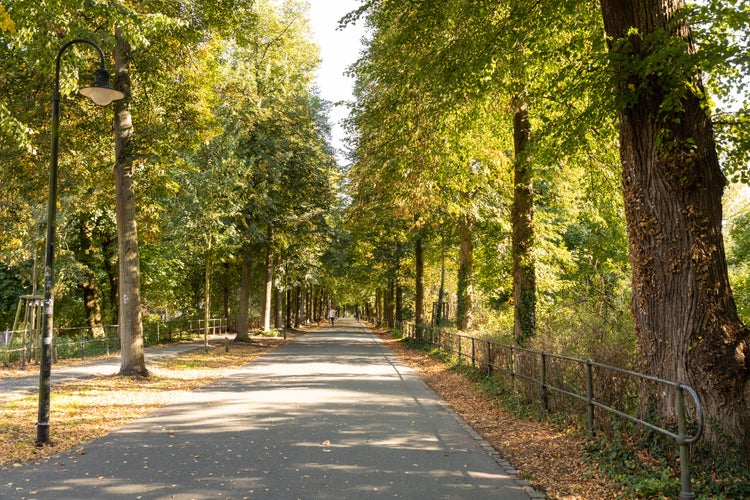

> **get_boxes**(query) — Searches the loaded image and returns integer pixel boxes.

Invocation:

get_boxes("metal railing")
[395,321,704,500]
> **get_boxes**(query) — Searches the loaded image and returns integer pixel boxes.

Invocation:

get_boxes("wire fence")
[1,317,233,368]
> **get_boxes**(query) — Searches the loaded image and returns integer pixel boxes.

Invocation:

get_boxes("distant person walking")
[329,308,336,326]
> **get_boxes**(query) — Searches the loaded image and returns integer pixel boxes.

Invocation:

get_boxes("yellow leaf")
[0,7,14,33]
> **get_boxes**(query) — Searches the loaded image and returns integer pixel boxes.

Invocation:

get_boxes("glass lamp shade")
[79,68,124,106]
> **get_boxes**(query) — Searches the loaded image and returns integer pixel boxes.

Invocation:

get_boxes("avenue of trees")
[2,0,750,466]
[0,0,340,374]
[340,0,750,463]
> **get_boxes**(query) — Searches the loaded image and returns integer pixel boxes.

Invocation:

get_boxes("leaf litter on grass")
[0,339,285,466]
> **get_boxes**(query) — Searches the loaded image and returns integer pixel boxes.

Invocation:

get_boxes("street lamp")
[37,38,124,446]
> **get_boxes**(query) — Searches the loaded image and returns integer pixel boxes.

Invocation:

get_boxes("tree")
[511,100,535,343]
[113,26,146,377]
[599,0,750,457]
[213,0,337,335]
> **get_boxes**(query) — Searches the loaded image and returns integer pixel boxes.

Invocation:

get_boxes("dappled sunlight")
[1,324,531,499]
[0,341,281,466]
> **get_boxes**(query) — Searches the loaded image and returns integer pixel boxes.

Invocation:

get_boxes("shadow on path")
[0,318,538,499]
[0,336,258,403]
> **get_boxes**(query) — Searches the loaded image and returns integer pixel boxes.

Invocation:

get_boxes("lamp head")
[79,67,124,106]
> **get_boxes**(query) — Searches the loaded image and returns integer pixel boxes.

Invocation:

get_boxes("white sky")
[306,0,366,167]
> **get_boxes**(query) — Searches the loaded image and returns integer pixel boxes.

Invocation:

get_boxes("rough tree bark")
[599,0,750,458]
[203,239,211,353]
[285,287,292,329]
[456,214,473,331]
[222,262,231,321]
[437,233,446,326]
[375,287,381,324]
[262,240,273,332]
[77,222,105,338]
[81,278,104,338]
[101,230,118,323]
[235,253,252,341]
[512,101,536,345]
[113,27,146,377]
[294,285,301,328]
[384,279,394,327]
[275,284,283,328]
[415,237,424,332]
[396,283,403,323]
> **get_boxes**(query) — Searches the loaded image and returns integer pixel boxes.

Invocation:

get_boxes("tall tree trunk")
[77,218,105,337]
[512,100,536,344]
[303,286,307,325]
[222,262,230,321]
[396,282,403,323]
[308,285,315,324]
[295,285,301,328]
[415,237,424,331]
[235,253,252,341]
[384,279,394,327]
[113,27,146,377]
[456,214,473,331]
[320,288,326,323]
[375,287,382,324]
[81,278,104,338]
[101,231,118,324]
[600,0,750,458]
[262,228,273,332]
[203,240,211,353]
[306,286,312,324]
[437,233,446,326]
[285,287,292,329]
[275,285,283,328]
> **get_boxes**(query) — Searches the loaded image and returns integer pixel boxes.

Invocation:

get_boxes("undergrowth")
[592,429,750,499]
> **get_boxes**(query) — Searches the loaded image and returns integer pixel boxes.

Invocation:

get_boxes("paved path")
[1,319,538,499]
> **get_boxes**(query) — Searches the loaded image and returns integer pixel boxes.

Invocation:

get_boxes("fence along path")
[0,318,539,499]
[2,317,230,367]
[395,320,704,500]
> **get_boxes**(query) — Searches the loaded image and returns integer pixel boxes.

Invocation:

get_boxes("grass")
[0,339,283,466]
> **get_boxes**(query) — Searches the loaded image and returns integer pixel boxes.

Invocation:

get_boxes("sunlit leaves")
[0,6,14,33]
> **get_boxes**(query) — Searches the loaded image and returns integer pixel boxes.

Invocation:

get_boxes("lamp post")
[37,38,124,446]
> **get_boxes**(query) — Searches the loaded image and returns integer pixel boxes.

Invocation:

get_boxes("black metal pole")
[36,84,59,445]
[36,38,113,446]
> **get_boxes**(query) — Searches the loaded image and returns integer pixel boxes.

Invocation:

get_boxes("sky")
[306,0,367,167]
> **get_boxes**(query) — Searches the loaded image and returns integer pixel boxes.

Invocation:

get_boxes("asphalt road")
[0,319,539,499]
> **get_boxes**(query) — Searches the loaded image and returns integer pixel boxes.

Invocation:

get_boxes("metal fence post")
[586,359,595,436]
[471,337,476,368]
[457,335,462,363]
[486,340,492,376]
[81,331,86,360]
[21,332,27,369]
[677,385,695,500]
[541,352,549,411]
[510,346,516,391]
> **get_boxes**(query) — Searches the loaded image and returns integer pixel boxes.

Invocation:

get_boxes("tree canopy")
[2,0,750,467]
